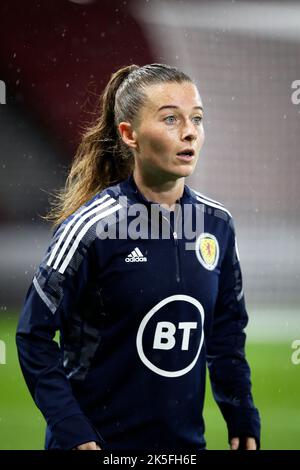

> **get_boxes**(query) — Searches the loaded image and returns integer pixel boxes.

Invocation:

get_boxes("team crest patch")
[195,233,219,271]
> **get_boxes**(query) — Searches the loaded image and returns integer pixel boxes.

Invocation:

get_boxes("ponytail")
[43,63,192,228]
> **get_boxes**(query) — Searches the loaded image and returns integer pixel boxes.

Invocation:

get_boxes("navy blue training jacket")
[16,173,260,451]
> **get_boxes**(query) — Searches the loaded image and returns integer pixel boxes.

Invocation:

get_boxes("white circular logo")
[136,294,205,377]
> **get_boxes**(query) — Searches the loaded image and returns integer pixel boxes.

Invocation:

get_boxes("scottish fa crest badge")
[196,233,219,271]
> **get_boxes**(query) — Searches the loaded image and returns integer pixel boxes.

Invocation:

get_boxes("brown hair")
[44,63,193,228]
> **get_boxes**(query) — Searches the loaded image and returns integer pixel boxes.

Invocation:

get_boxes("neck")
[132,169,185,209]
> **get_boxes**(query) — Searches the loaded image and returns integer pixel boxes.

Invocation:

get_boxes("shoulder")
[46,187,123,275]
[188,187,239,256]
[188,186,233,223]
[59,186,123,233]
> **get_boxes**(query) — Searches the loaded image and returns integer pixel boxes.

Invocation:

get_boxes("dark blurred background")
[0,0,299,449]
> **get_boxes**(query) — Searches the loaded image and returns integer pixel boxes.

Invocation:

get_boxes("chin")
[157,164,194,181]
[174,165,195,178]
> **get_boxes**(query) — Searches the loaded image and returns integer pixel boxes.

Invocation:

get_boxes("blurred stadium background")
[0,0,299,449]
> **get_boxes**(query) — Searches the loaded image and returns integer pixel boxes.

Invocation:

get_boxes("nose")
[180,119,197,142]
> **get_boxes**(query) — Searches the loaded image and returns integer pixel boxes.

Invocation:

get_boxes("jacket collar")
[120,173,192,208]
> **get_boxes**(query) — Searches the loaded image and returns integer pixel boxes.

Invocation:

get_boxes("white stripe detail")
[33,276,56,315]
[132,249,139,258]
[191,188,224,206]
[237,288,244,302]
[58,203,122,274]
[196,195,232,218]
[47,194,110,267]
[52,197,116,270]
[135,247,143,257]
[235,236,240,262]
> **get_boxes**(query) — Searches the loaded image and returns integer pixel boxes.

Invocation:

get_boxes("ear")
[118,122,138,151]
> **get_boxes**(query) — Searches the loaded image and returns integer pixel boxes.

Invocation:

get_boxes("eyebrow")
[157,105,203,112]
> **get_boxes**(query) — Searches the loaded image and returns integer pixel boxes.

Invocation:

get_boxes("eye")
[164,115,177,124]
[192,116,203,125]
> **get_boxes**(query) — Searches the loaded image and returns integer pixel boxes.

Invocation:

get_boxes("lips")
[176,149,195,156]
[176,149,195,161]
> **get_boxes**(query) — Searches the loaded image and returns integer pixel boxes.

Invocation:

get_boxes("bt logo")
[136,295,204,378]
[153,321,197,351]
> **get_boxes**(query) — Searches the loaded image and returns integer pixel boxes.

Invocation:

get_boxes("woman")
[16,63,260,451]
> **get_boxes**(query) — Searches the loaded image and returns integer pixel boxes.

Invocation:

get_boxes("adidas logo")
[125,247,147,263]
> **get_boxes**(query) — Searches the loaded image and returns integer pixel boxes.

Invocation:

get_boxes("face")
[119,81,205,183]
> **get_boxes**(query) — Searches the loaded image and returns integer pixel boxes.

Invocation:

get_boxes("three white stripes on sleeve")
[47,195,122,274]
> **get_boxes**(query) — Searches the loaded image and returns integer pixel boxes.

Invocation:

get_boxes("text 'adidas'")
[125,247,147,263]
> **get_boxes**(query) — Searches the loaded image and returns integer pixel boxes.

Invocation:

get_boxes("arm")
[206,218,261,449]
[16,222,105,450]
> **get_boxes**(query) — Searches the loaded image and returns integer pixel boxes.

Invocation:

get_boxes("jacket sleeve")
[16,221,106,450]
[206,217,261,448]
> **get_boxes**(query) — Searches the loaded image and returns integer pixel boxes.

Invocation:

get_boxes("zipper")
[162,209,181,283]
[173,230,180,283]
